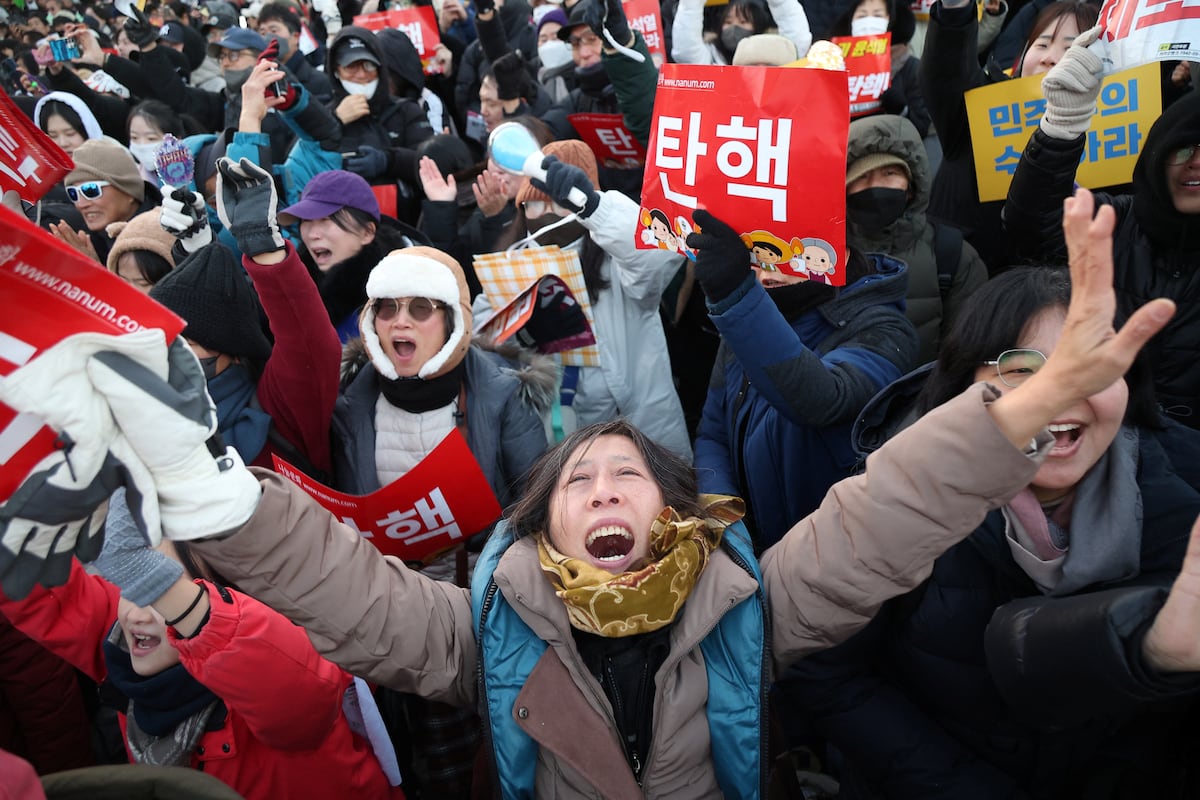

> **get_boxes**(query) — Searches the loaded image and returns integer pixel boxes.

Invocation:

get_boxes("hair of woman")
[1013,1,1100,76]
[37,99,84,134]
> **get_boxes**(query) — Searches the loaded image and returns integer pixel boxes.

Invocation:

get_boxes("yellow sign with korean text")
[965,62,1161,203]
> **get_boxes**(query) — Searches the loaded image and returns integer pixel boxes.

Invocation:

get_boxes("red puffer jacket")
[0,563,402,800]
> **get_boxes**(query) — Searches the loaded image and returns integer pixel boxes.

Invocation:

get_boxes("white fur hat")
[359,246,472,381]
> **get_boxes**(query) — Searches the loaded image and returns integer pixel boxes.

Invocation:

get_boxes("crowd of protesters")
[0,0,1198,795]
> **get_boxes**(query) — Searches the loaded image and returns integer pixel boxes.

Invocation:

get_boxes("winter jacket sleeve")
[42,67,132,141]
[1001,127,1087,263]
[941,240,988,336]
[705,275,918,428]
[498,383,551,502]
[984,586,1200,727]
[475,8,512,63]
[279,83,343,152]
[455,41,486,121]
[0,560,117,684]
[763,383,1050,668]
[245,241,342,475]
[117,46,224,132]
[190,471,479,709]
[769,0,813,58]
[919,2,989,162]
[887,57,931,139]
[582,190,685,307]
[978,0,1008,54]
[169,581,352,751]
[782,607,1025,800]
[693,344,740,496]
[600,32,659,146]
[670,0,716,65]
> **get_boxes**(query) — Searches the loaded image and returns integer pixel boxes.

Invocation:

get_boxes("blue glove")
[94,488,183,607]
[345,146,390,181]
[531,156,600,218]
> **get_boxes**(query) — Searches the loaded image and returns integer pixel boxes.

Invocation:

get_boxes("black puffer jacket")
[1003,90,1200,427]
[327,27,436,189]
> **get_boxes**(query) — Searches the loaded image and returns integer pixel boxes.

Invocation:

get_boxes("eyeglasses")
[339,59,378,75]
[568,31,600,49]
[65,180,109,202]
[218,48,253,65]
[373,297,445,322]
[982,348,1047,388]
[1167,144,1199,166]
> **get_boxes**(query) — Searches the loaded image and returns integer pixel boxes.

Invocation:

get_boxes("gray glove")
[1039,25,1104,140]
[94,488,182,607]
[214,157,285,258]
[160,188,213,255]
[87,334,261,542]
[0,332,163,599]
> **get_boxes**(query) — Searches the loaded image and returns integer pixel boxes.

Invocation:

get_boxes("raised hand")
[1143,514,1200,673]
[214,156,285,258]
[686,209,753,303]
[419,156,457,203]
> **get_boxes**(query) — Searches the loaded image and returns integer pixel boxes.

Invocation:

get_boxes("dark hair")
[257,2,302,34]
[126,249,174,286]
[915,267,1159,426]
[128,99,185,140]
[751,239,783,257]
[505,419,703,539]
[648,209,670,229]
[37,99,84,135]
[173,540,240,592]
[328,206,379,238]
[1013,1,1100,76]
[721,0,771,33]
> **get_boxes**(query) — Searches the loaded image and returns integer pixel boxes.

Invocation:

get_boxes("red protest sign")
[640,64,849,284]
[568,113,646,169]
[272,430,502,564]
[1099,0,1200,70]
[0,205,184,501]
[0,91,73,202]
[351,6,443,74]
[831,33,892,117]
[622,0,666,66]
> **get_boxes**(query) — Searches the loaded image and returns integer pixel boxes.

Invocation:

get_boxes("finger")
[1104,298,1175,368]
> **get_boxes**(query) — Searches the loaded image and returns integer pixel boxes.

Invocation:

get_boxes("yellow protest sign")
[965,62,1161,203]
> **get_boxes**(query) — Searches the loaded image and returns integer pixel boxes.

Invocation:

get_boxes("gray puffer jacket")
[846,114,988,363]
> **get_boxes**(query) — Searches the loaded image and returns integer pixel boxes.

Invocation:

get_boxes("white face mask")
[851,15,890,36]
[538,39,572,71]
[129,141,161,167]
[341,78,378,97]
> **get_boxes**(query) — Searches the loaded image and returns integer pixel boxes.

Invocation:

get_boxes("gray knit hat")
[65,137,146,203]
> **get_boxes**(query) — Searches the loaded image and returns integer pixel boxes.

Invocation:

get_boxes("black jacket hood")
[376,27,425,99]
[328,26,391,109]
[1133,90,1200,252]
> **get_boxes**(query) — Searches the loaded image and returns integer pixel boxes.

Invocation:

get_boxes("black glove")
[686,209,752,303]
[879,86,906,114]
[214,157,285,257]
[531,155,600,218]
[123,8,159,48]
[345,145,390,181]
[583,0,631,45]
[475,0,496,15]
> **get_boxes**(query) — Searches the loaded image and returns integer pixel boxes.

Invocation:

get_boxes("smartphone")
[265,77,289,99]
[47,37,82,62]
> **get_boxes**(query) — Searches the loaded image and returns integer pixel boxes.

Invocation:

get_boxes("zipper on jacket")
[600,656,650,786]
[475,580,503,796]
[731,374,754,523]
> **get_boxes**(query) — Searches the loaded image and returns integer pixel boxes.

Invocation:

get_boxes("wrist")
[159,581,210,636]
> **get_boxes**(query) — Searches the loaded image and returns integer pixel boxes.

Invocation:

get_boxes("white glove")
[1039,25,1105,140]
[160,187,213,254]
[0,331,166,599]
[87,335,261,541]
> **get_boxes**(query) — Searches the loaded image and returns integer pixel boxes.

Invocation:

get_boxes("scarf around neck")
[208,364,271,463]
[378,362,466,413]
[537,495,745,637]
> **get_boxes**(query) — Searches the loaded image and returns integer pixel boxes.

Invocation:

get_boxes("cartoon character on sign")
[800,237,838,284]
[640,208,679,251]
[742,230,806,276]
[674,215,697,261]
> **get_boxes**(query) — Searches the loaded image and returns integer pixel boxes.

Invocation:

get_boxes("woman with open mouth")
[784,263,1200,798]
[145,189,1184,797]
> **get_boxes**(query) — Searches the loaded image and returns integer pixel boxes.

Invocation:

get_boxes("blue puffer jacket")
[694,255,918,548]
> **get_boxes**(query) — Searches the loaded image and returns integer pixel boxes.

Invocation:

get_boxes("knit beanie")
[491,51,531,102]
[64,137,146,203]
[846,151,911,186]
[105,209,178,273]
[359,246,472,381]
[515,140,599,208]
[149,243,273,361]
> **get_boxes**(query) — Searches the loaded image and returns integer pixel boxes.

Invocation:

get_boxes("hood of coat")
[376,27,425,99]
[826,252,911,320]
[498,0,536,45]
[1133,89,1200,252]
[845,114,931,253]
[328,26,391,109]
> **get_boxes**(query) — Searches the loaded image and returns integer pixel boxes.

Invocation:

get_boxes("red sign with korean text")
[0,91,73,202]
[351,6,443,74]
[1098,0,1200,69]
[271,430,502,564]
[622,0,666,66]
[831,33,892,118]
[639,64,849,284]
[568,113,646,169]
[0,205,184,501]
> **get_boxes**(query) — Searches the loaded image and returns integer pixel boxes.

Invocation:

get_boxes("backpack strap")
[933,222,964,302]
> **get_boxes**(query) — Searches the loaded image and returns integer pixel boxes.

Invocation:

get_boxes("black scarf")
[103,633,220,737]
[315,239,386,328]
[377,362,466,413]
[766,249,875,319]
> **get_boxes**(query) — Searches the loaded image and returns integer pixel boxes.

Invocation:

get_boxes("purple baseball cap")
[278,170,381,225]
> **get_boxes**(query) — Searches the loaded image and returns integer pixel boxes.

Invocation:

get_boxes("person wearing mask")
[126,100,192,185]
[257,1,332,104]
[534,6,575,103]
[672,0,811,65]
[1004,40,1200,428]
[919,0,1098,274]
[845,114,987,362]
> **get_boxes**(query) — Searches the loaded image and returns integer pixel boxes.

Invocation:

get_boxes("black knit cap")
[149,243,273,361]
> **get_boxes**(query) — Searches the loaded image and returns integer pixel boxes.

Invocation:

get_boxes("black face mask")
[720,25,754,54]
[574,61,613,97]
[846,186,909,230]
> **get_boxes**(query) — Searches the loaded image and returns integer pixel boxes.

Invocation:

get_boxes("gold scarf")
[536,495,745,637]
